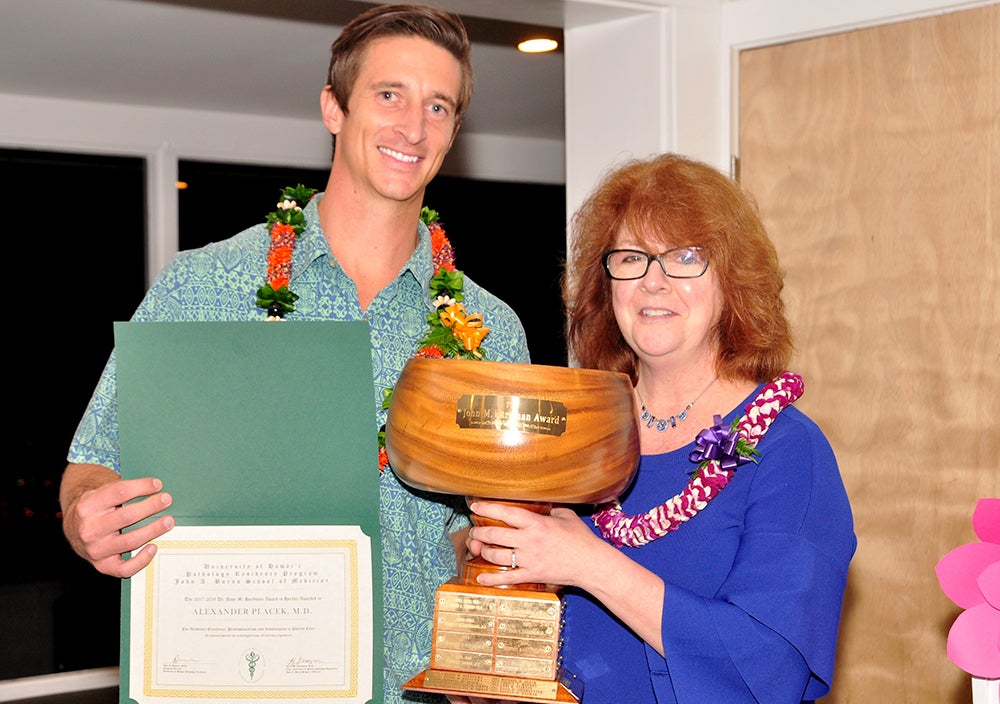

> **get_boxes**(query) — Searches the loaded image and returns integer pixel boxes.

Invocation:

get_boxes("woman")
[465,154,856,703]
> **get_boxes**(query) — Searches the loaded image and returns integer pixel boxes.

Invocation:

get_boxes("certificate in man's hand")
[129,525,372,703]
[115,321,381,704]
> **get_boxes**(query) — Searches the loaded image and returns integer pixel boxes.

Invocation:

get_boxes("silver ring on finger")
[510,549,517,569]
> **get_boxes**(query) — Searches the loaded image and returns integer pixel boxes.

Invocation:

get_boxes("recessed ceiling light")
[518,38,558,54]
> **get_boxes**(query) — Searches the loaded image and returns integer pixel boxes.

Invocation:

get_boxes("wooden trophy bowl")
[385,357,640,504]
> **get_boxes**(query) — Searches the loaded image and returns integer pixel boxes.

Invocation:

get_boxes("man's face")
[323,35,462,207]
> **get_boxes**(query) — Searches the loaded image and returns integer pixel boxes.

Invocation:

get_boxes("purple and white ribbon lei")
[593,371,805,548]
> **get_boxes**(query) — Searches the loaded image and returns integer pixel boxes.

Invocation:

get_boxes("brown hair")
[326,4,473,150]
[563,153,793,384]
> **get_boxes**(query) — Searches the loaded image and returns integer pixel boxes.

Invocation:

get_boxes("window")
[1,148,147,679]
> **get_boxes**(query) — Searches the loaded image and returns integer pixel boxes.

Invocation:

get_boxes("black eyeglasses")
[602,247,708,280]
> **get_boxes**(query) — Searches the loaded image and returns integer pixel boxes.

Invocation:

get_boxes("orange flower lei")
[376,206,490,471]
[257,184,317,318]
[253,188,490,470]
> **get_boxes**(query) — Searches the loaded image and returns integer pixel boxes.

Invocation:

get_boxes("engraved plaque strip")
[436,631,494,653]
[496,636,556,658]
[456,395,568,436]
[423,670,560,700]
[438,592,498,614]
[496,595,561,621]
[497,617,558,639]
[436,611,495,634]
[495,656,557,679]
[431,650,494,673]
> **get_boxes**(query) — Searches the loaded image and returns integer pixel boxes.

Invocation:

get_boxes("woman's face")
[610,231,724,369]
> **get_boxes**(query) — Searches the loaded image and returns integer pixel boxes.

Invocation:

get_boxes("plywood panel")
[739,5,998,703]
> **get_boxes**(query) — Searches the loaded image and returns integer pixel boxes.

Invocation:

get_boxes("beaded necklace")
[635,376,718,432]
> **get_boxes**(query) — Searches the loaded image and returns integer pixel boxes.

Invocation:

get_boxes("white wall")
[563,2,723,222]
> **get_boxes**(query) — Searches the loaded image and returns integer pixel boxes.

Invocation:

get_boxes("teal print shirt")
[68,194,530,703]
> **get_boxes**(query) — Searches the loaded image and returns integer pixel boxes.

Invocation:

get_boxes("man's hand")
[450,525,472,574]
[59,463,175,578]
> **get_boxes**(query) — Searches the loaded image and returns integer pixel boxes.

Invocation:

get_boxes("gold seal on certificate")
[385,358,640,703]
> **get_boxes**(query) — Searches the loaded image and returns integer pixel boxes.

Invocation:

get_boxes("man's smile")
[379,146,420,163]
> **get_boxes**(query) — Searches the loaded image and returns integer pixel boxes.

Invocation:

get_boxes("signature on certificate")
[286,656,339,673]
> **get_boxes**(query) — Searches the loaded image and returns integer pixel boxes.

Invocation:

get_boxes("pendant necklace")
[635,376,719,432]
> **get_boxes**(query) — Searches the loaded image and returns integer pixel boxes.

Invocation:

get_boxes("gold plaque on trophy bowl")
[385,357,640,703]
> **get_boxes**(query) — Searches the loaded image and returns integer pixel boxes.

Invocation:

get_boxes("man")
[59,4,530,703]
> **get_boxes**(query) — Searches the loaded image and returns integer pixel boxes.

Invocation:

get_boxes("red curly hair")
[563,153,792,384]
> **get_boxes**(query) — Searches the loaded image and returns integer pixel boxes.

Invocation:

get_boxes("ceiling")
[0,0,573,141]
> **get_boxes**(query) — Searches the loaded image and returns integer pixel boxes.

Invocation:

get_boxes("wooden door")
[738,5,999,702]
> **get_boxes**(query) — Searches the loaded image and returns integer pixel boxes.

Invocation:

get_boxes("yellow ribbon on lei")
[439,303,490,357]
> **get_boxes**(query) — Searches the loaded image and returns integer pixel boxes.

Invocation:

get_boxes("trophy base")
[405,580,580,702]
[403,668,580,703]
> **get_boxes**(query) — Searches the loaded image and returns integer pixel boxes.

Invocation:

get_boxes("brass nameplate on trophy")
[498,617,557,639]
[423,670,560,699]
[496,636,555,658]
[497,598,560,620]
[496,655,556,678]
[438,591,497,614]
[436,631,494,653]
[455,395,568,436]
[432,650,495,673]
[437,612,495,633]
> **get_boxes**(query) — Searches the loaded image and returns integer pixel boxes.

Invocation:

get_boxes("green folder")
[115,321,382,703]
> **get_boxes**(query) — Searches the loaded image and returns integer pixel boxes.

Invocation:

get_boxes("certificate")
[115,322,383,704]
[129,525,372,703]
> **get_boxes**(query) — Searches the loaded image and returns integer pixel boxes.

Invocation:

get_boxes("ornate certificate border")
[128,525,373,703]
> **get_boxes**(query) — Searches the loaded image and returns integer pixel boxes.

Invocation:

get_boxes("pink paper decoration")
[935,498,1000,678]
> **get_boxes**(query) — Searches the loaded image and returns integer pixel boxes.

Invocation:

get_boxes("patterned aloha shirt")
[68,194,530,703]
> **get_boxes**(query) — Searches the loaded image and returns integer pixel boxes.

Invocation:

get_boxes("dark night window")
[1,148,147,680]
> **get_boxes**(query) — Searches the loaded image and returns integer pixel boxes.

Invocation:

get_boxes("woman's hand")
[467,499,667,655]
[466,501,606,590]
